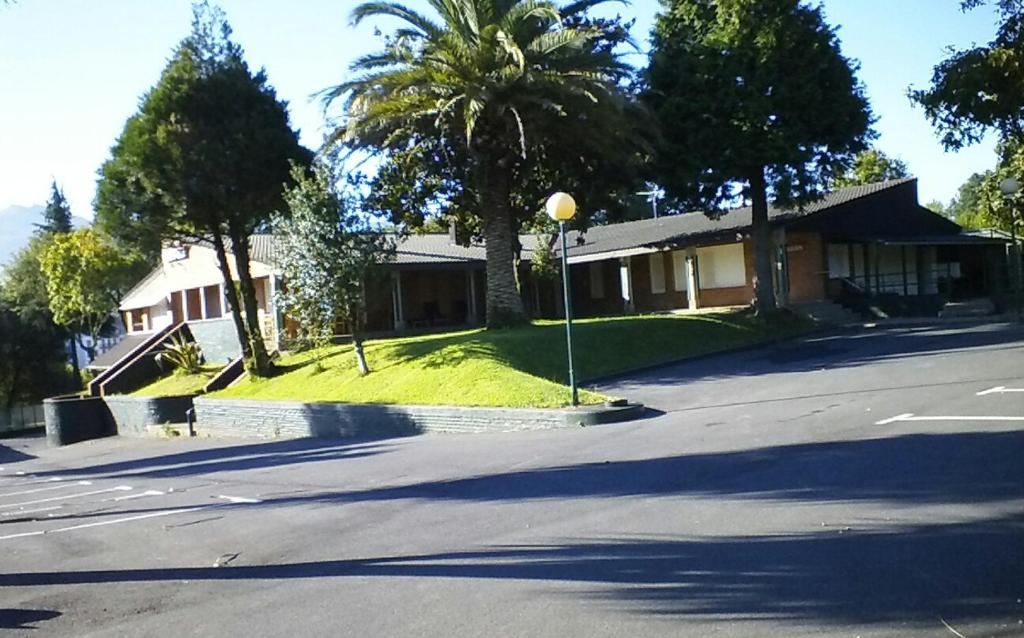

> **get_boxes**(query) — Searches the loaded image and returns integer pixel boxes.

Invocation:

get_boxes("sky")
[0,0,1005,219]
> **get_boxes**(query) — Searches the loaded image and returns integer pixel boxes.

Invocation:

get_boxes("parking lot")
[2,321,1023,637]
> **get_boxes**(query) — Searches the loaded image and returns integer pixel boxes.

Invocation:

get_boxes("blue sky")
[0,0,1004,218]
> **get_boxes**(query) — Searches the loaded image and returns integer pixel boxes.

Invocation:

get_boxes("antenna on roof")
[636,187,664,219]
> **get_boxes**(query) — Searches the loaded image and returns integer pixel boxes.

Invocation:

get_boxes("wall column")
[685,247,699,310]
[199,285,208,320]
[773,228,789,308]
[392,271,406,331]
[619,257,635,314]
[862,244,872,294]
[180,289,188,323]
[901,246,909,296]
[467,269,478,325]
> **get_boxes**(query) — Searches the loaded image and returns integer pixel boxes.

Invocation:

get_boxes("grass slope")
[130,365,223,398]
[213,310,810,408]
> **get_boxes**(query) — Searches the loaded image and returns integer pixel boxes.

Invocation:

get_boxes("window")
[185,288,203,321]
[827,244,850,278]
[672,251,688,291]
[202,285,223,319]
[649,253,666,294]
[589,263,605,299]
[696,243,746,289]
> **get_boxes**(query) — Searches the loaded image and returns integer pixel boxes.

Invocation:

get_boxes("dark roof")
[249,233,540,267]
[88,333,151,369]
[557,178,952,263]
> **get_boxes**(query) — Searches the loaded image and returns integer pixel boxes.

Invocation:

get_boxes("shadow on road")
[32,438,393,480]
[0,442,36,466]
[30,430,1024,529]
[0,608,62,629]
[2,515,1021,625]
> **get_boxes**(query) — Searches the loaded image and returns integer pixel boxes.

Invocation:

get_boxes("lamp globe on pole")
[1000,176,1019,196]
[546,192,579,406]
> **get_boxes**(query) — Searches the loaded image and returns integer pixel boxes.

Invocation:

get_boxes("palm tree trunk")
[749,167,777,315]
[479,161,528,328]
[211,232,252,363]
[228,229,274,377]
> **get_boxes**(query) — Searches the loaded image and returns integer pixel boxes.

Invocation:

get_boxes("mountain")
[0,204,90,270]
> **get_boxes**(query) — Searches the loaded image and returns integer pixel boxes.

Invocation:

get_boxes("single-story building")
[112,232,540,364]
[554,178,1009,318]
[106,178,1008,366]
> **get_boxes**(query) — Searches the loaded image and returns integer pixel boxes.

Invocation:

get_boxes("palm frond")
[350,2,443,38]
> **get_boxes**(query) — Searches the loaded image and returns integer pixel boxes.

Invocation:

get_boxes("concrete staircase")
[792,300,865,326]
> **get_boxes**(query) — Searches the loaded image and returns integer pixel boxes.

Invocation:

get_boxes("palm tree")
[322,0,635,327]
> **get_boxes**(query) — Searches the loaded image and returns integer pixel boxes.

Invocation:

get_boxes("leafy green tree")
[275,162,395,376]
[39,229,139,363]
[944,171,995,228]
[911,0,1023,150]
[36,180,73,235]
[835,149,910,187]
[0,297,71,411]
[322,0,643,327]
[645,0,873,313]
[94,2,311,376]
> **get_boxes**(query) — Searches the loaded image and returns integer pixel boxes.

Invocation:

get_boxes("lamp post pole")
[1000,177,1021,320]
[547,192,579,407]
[559,220,578,406]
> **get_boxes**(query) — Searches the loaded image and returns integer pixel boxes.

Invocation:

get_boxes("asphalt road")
[2,321,1023,637]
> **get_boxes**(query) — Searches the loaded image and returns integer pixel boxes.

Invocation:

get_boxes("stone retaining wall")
[103,395,195,437]
[193,398,643,439]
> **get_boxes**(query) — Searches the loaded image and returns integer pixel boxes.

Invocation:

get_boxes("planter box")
[44,396,115,447]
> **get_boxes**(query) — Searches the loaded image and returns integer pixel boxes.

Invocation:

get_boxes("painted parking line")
[2,505,62,517]
[876,413,1024,426]
[976,386,1024,396]
[0,505,210,541]
[0,481,91,499]
[216,495,262,504]
[0,486,132,510]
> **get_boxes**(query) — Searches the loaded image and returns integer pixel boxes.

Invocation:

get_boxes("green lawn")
[130,365,223,398]
[212,310,811,408]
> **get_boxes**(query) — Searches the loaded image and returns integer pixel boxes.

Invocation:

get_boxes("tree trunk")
[67,336,80,389]
[228,227,274,377]
[352,332,370,376]
[749,167,777,315]
[211,232,252,362]
[479,160,528,328]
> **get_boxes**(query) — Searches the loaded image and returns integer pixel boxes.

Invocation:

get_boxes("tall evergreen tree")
[645,0,873,313]
[37,180,73,235]
[94,2,310,376]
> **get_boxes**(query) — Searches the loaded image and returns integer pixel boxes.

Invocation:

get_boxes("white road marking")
[875,413,914,425]
[0,481,91,499]
[0,486,132,510]
[113,490,164,501]
[1,505,62,517]
[876,413,1024,425]
[976,386,1024,396]
[0,506,209,541]
[216,495,261,504]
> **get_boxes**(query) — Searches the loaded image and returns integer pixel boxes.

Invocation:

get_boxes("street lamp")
[1000,177,1022,319]
[546,192,579,407]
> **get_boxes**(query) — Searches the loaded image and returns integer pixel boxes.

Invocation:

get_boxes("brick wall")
[786,232,827,303]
